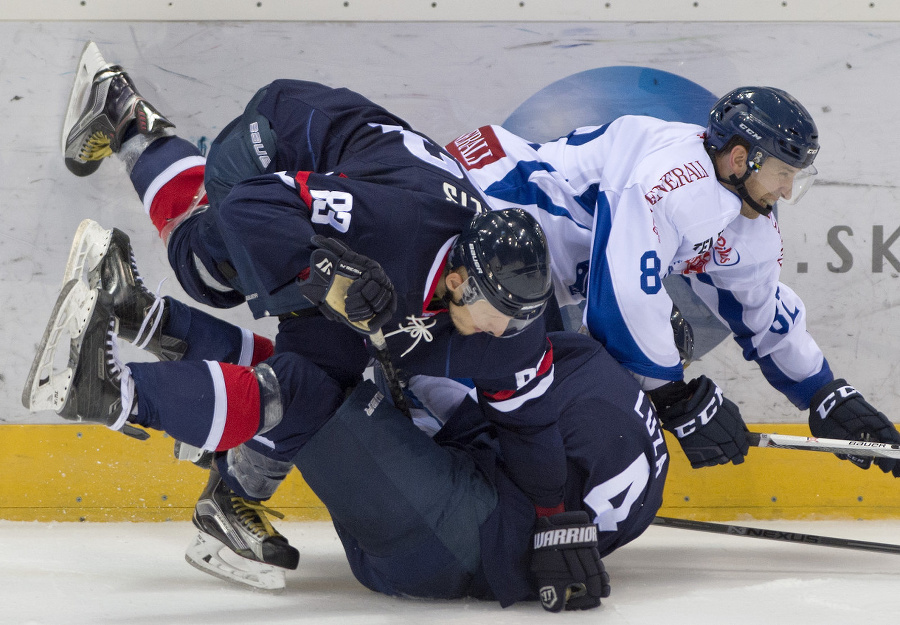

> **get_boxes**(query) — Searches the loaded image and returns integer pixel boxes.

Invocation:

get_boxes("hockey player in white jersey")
[448,86,900,475]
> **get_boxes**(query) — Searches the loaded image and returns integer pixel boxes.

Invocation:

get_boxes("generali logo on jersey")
[644,160,710,206]
[446,126,507,170]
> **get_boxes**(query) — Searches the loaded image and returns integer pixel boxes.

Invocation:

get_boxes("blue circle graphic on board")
[503,66,728,356]
[503,66,718,142]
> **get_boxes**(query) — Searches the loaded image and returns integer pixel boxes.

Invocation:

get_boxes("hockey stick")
[368,329,412,419]
[651,516,900,555]
[747,431,900,459]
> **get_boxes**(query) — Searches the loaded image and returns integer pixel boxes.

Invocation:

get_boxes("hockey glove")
[651,376,750,469]
[530,511,610,613]
[299,235,396,335]
[809,378,900,476]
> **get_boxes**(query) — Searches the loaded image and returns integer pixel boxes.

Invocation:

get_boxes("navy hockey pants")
[294,381,497,600]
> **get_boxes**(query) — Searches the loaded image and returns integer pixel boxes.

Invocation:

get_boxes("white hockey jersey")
[675,213,832,409]
[447,117,832,408]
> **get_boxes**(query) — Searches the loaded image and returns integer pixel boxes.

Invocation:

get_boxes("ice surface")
[3,519,900,625]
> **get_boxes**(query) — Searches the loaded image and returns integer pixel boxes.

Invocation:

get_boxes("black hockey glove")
[651,376,750,469]
[530,511,610,613]
[298,235,396,335]
[809,378,900,476]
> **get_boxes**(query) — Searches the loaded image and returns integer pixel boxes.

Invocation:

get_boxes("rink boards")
[2,423,898,523]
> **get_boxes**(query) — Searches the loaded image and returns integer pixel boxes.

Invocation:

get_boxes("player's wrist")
[534,502,565,518]
[648,379,689,416]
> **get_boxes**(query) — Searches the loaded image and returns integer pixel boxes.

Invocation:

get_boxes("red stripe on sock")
[251,335,274,366]
[148,165,207,236]
[217,364,261,450]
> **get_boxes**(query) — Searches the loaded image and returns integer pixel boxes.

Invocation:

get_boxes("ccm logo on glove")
[669,385,724,439]
[814,383,858,420]
[534,524,598,549]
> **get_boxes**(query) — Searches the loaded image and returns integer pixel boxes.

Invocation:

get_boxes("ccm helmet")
[706,86,819,214]
[449,208,552,333]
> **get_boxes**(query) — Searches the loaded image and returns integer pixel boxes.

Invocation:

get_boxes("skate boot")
[185,464,299,592]
[63,40,174,176]
[22,280,147,440]
[64,219,186,361]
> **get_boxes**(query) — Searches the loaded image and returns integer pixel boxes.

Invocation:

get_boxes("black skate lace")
[80,130,113,161]
[231,496,286,539]
[106,318,124,381]
[130,253,144,287]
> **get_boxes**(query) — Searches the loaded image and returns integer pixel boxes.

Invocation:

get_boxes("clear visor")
[750,154,817,206]
[460,276,543,338]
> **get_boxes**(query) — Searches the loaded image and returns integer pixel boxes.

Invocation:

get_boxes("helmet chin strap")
[443,293,464,310]
[726,171,773,217]
[709,149,774,217]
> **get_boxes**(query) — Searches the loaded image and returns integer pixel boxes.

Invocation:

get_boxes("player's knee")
[265,352,345,421]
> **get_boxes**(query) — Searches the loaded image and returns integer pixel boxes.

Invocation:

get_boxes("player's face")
[449,296,516,337]
[444,272,520,338]
[742,158,798,216]
[740,153,817,218]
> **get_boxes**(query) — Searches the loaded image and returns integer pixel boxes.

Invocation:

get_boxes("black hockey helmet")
[706,86,819,170]
[706,86,819,214]
[449,208,552,332]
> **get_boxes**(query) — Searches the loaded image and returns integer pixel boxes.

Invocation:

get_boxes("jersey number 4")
[583,454,650,532]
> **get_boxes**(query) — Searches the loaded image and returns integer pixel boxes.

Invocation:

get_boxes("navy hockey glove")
[299,235,396,335]
[651,376,750,469]
[809,378,900,476]
[530,511,610,613]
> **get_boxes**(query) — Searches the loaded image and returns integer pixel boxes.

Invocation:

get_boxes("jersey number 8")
[639,251,662,295]
[310,189,354,233]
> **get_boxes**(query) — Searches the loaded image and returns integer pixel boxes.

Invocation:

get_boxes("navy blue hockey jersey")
[433,332,668,606]
[195,80,563,507]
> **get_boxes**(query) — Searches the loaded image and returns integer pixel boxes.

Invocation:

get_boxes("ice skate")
[63,218,186,361]
[22,280,142,439]
[185,465,299,592]
[63,41,174,176]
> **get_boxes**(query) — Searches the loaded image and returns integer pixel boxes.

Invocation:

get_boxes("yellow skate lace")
[231,496,286,539]
[80,130,113,161]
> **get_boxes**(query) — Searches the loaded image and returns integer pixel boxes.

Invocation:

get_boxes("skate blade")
[62,218,112,287]
[61,41,110,154]
[185,531,287,593]
[22,280,99,412]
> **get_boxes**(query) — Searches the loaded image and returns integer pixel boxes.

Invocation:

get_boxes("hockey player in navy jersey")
[295,330,666,610]
[447,87,900,477]
[31,235,665,610]
[24,42,598,604]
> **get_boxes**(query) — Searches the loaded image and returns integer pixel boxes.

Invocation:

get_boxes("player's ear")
[445,269,465,294]
[729,144,749,177]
